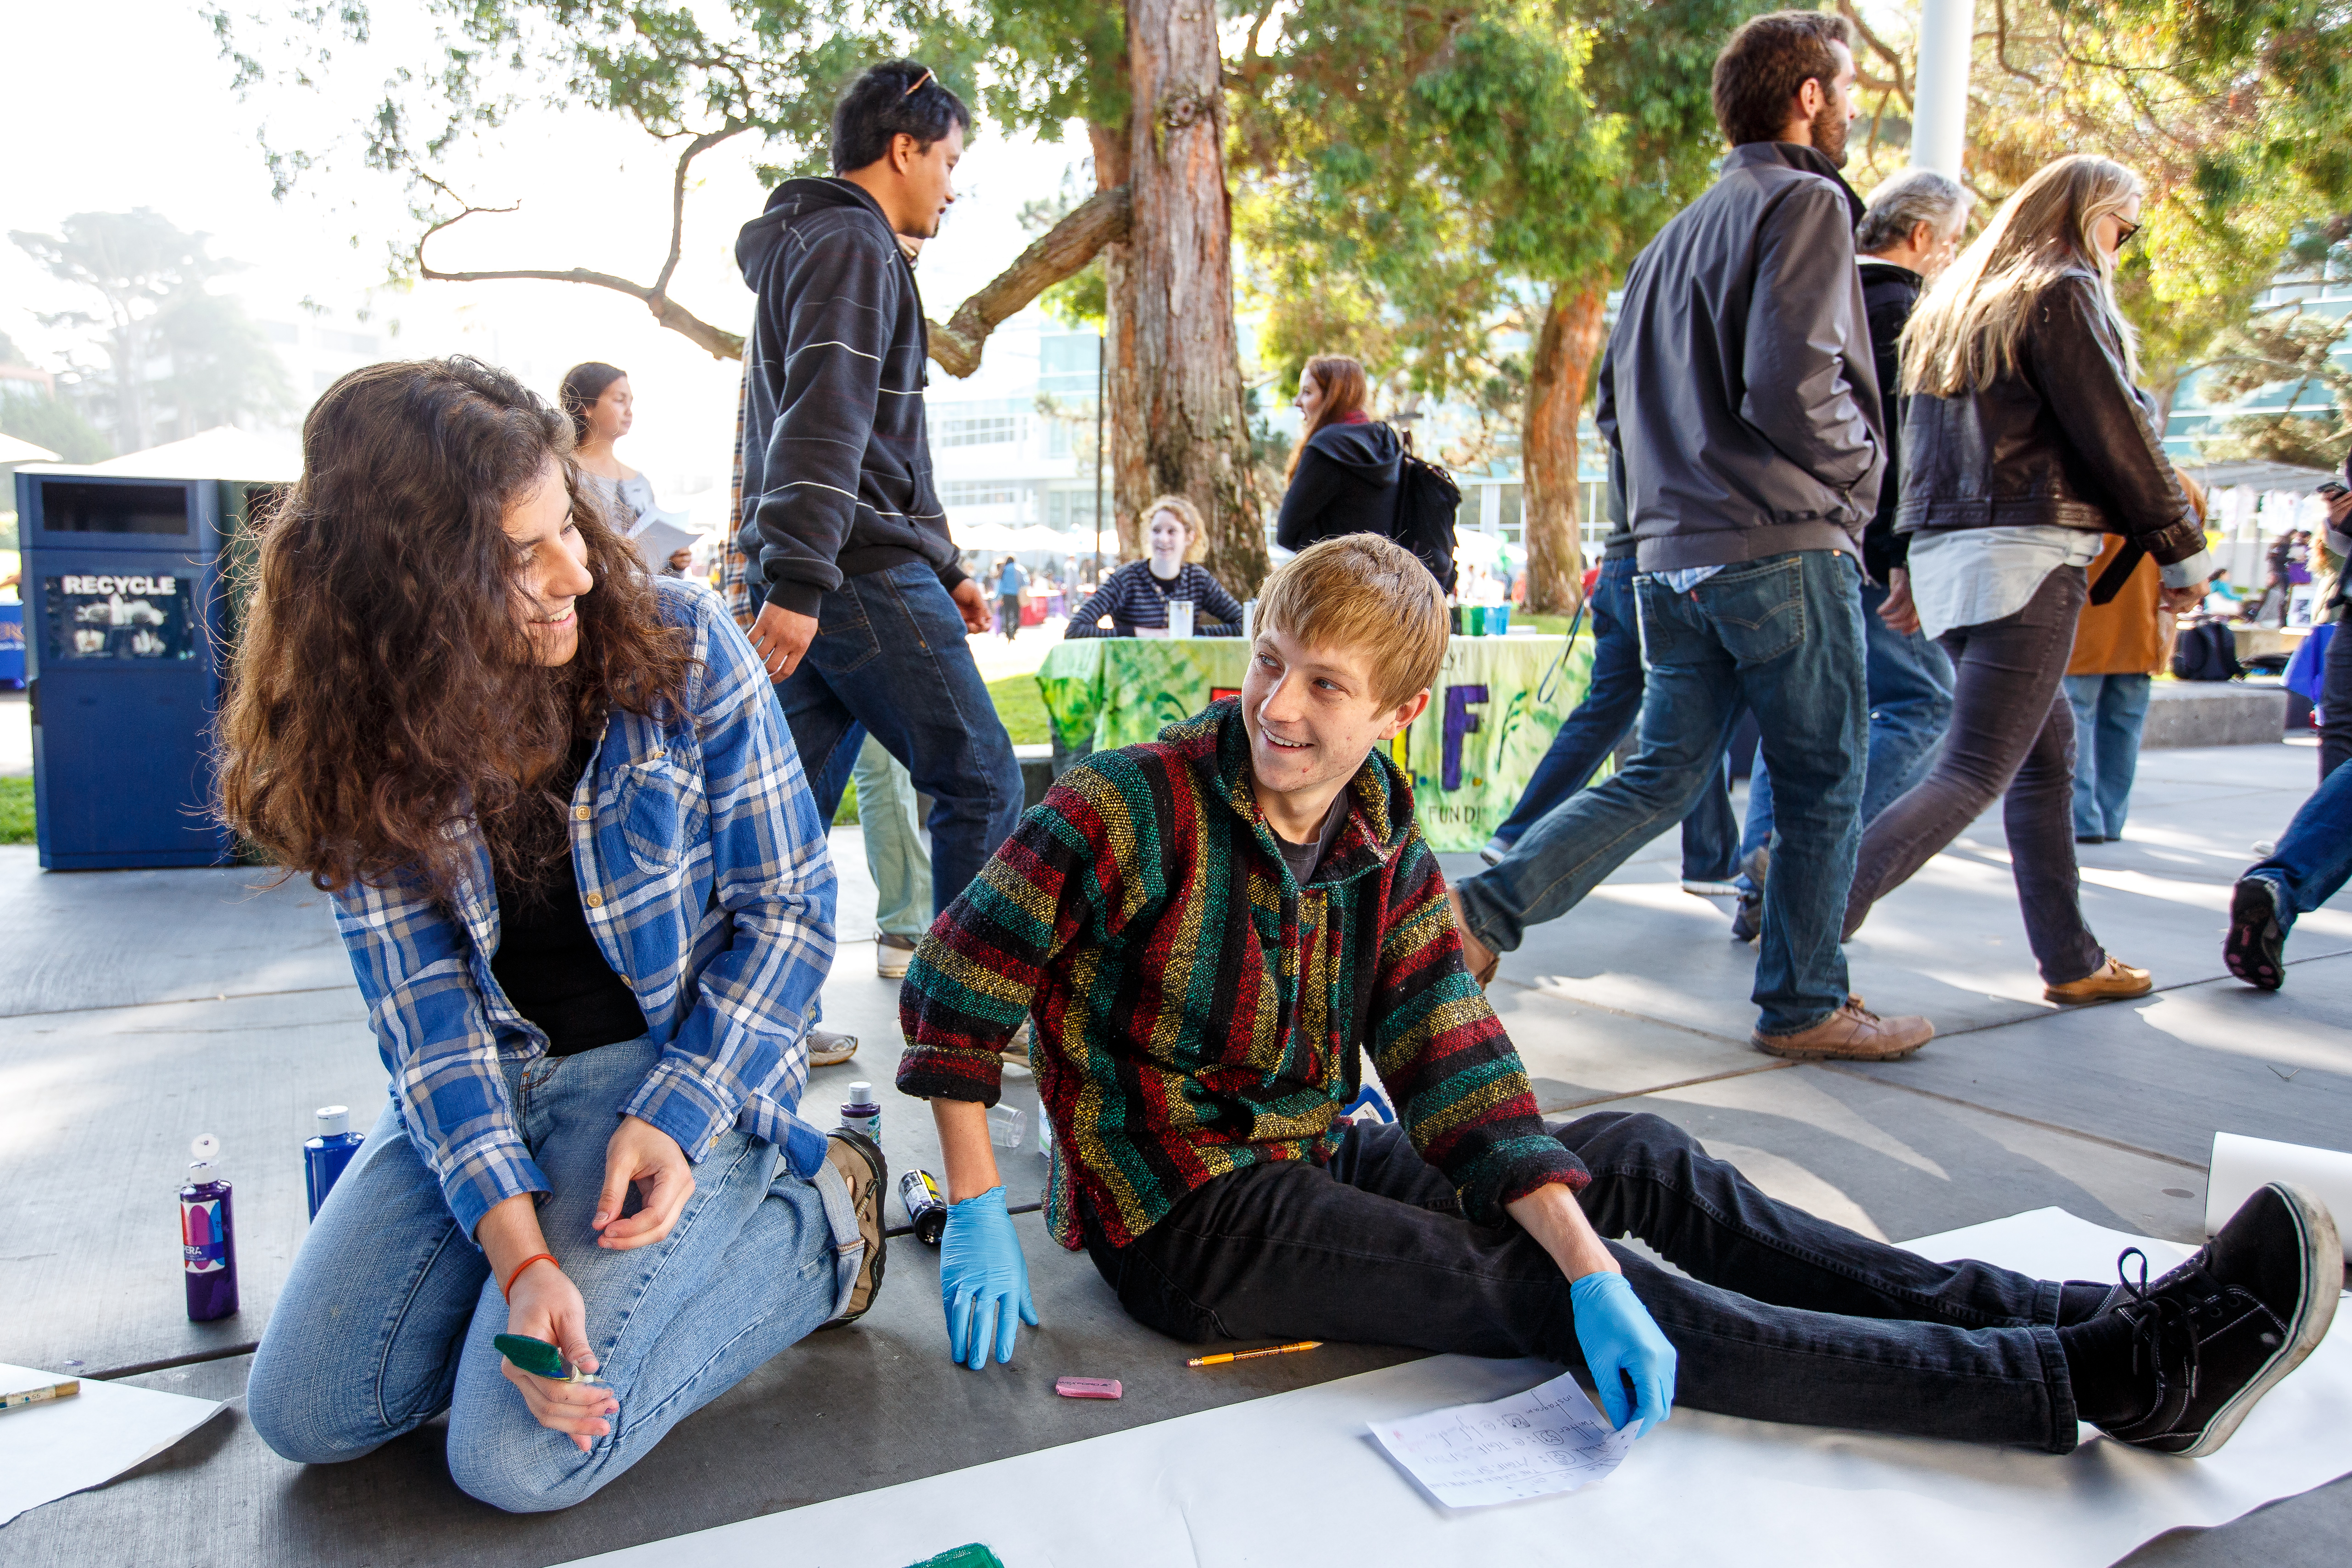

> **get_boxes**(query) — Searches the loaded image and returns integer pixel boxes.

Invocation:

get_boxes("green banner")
[1034,634,1595,852]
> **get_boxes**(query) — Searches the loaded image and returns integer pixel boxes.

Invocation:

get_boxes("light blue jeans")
[853,730,933,940]
[2062,673,2152,840]
[247,1035,863,1513]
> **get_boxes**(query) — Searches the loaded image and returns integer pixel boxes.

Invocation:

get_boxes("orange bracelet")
[502,1252,558,1300]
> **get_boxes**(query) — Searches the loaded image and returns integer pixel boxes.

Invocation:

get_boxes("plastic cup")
[987,1105,1026,1152]
[1168,599,1195,638]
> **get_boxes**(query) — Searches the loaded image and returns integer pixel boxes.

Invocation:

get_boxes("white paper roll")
[2206,1132,2352,1261]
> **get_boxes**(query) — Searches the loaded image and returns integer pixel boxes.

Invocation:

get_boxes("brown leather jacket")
[1895,271,2204,568]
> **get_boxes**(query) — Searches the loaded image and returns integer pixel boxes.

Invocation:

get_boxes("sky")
[0,1,1093,503]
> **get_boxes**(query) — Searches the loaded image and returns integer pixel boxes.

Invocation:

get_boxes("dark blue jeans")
[2246,750,2352,931]
[1082,1117,2080,1450]
[1495,553,1739,882]
[774,562,1024,919]
[1457,551,1868,1034]
[1739,576,1954,881]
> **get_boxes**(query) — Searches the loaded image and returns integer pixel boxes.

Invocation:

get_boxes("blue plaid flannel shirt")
[331,577,838,1238]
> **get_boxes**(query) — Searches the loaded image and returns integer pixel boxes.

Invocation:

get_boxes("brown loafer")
[1752,997,1934,1061]
[1445,886,1499,988]
[2044,955,2152,1004]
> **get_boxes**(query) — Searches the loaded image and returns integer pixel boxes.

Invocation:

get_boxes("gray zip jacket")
[1596,142,1884,573]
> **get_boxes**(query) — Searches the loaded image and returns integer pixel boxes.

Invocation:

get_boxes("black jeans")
[1844,565,2106,986]
[1082,1117,2084,1451]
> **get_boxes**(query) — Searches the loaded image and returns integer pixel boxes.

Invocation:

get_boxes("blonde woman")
[1065,494,1245,637]
[1842,155,2209,1001]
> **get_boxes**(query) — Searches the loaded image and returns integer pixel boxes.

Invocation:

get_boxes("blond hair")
[1254,534,1448,709]
[1901,155,2145,398]
[1140,492,1209,563]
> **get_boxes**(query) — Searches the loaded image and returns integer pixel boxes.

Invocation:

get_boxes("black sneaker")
[817,1128,887,1329]
[1729,846,1767,945]
[2224,876,2287,991]
[2081,1182,2340,1457]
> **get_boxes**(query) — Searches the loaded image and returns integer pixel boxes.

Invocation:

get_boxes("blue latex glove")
[1570,1271,1677,1437]
[939,1186,1037,1370]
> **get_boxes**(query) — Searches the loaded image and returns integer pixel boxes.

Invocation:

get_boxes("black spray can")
[899,1168,947,1245]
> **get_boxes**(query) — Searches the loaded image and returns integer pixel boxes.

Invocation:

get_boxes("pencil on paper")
[0,1379,81,1412]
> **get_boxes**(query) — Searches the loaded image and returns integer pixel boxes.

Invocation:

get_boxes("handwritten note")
[1370,1370,1636,1508]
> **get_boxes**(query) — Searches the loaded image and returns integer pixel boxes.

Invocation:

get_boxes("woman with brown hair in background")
[1274,354,1402,553]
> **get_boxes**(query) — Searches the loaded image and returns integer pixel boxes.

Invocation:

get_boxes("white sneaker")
[808,1028,858,1067]
[1479,836,1512,867]
[1681,878,1740,897]
[875,932,917,979]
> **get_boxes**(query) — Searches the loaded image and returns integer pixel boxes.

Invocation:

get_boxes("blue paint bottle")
[178,1134,239,1322]
[304,1105,365,1220]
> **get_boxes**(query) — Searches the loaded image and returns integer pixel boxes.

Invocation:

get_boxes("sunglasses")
[2112,219,2142,248]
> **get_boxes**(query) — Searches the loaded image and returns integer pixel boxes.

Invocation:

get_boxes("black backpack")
[2170,618,2244,682]
[1389,430,1460,594]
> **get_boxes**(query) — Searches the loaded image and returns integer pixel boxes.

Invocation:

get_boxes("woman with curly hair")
[1065,493,1245,637]
[222,357,883,1512]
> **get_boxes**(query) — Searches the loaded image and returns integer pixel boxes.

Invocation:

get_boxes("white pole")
[1911,0,1974,177]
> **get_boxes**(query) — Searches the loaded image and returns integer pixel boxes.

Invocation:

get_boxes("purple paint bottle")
[178,1134,239,1322]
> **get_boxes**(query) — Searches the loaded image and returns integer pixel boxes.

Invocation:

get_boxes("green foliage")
[0,778,32,847]
[0,389,112,464]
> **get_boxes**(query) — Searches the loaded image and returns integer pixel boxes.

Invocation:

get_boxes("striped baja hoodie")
[897,699,1585,1250]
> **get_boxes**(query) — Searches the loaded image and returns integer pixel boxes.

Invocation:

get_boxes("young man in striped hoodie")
[896,534,2339,1457]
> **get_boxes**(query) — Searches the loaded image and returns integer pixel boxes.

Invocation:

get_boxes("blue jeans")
[1740,577,1954,879]
[1494,554,1740,882]
[777,563,1023,919]
[246,1037,862,1512]
[1457,551,1867,1035]
[2246,752,2352,931]
[2062,673,2152,839]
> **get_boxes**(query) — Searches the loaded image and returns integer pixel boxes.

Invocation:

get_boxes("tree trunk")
[1091,118,1150,564]
[1127,0,1268,596]
[1522,278,1609,614]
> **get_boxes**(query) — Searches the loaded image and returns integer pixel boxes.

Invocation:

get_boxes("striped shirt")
[332,578,838,1236]
[1065,560,1245,637]
[896,700,1583,1250]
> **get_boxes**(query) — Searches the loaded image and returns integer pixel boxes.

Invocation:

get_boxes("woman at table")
[221,357,884,1512]
[1066,494,1245,637]
[563,361,690,576]
[1842,155,2209,1003]
[1274,354,1400,553]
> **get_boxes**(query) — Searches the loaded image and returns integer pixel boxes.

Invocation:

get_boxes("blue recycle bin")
[16,473,236,868]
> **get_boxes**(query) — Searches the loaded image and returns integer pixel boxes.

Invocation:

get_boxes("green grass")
[988,672,1052,747]
[0,777,32,845]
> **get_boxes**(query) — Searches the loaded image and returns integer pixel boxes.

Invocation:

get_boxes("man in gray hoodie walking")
[1449,11,1933,1062]
[732,61,1022,922]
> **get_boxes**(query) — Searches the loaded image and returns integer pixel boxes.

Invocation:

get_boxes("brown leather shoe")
[1445,886,1499,988]
[2044,954,2152,1004]
[1751,997,1934,1061]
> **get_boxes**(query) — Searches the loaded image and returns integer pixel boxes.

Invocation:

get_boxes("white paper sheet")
[1370,1368,1634,1507]
[2207,1132,2352,1260]
[0,1363,225,1528]
[627,510,702,571]
[556,1209,2352,1568]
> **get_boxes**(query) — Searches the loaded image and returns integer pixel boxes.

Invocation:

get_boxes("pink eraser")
[1055,1376,1123,1400]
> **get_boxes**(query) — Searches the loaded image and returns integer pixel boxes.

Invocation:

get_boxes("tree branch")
[652,125,748,301]
[412,169,745,359]
[927,184,1132,377]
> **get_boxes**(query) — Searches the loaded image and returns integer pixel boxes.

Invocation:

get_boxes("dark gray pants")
[1845,566,2105,986]
[2318,616,2352,780]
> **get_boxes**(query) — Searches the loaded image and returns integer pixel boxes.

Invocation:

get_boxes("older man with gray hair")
[1733,167,1973,943]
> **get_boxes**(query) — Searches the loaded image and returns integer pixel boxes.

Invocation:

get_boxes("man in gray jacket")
[1450,10,1934,1061]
